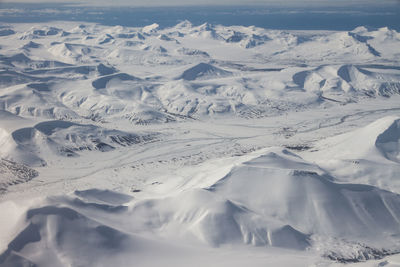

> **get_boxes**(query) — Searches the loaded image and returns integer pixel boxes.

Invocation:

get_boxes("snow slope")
[0,22,399,124]
[303,116,400,193]
[1,21,400,267]
[3,146,400,266]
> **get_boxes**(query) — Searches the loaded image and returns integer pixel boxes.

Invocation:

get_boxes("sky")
[1,0,399,7]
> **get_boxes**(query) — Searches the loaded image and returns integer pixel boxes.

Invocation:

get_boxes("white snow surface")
[1,21,400,266]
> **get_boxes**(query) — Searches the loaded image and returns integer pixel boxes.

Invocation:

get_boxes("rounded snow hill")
[91,73,141,90]
[292,64,400,98]
[178,63,232,81]
[2,22,400,125]
[0,203,159,267]
[3,147,400,266]
[0,191,316,267]
[129,187,311,249]
[1,120,157,167]
[207,148,400,243]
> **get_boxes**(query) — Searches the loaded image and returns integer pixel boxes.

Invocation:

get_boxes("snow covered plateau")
[1,20,400,266]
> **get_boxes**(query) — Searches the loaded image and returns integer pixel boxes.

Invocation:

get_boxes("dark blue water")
[1,3,399,31]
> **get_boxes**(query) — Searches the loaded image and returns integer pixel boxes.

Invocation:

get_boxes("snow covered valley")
[1,21,400,266]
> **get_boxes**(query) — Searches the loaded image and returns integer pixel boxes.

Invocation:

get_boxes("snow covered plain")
[1,21,400,266]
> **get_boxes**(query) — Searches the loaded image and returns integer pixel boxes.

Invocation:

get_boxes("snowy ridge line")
[0,118,161,167]
[0,22,399,125]
[3,130,400,265]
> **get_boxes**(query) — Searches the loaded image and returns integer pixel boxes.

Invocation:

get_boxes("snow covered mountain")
[1,22,399,124]
[1,21,400,267]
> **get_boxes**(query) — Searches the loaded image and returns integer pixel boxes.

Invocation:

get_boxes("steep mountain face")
[303,116,400,194]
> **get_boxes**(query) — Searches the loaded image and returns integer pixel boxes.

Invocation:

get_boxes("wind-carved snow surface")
[1,21,400,266]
